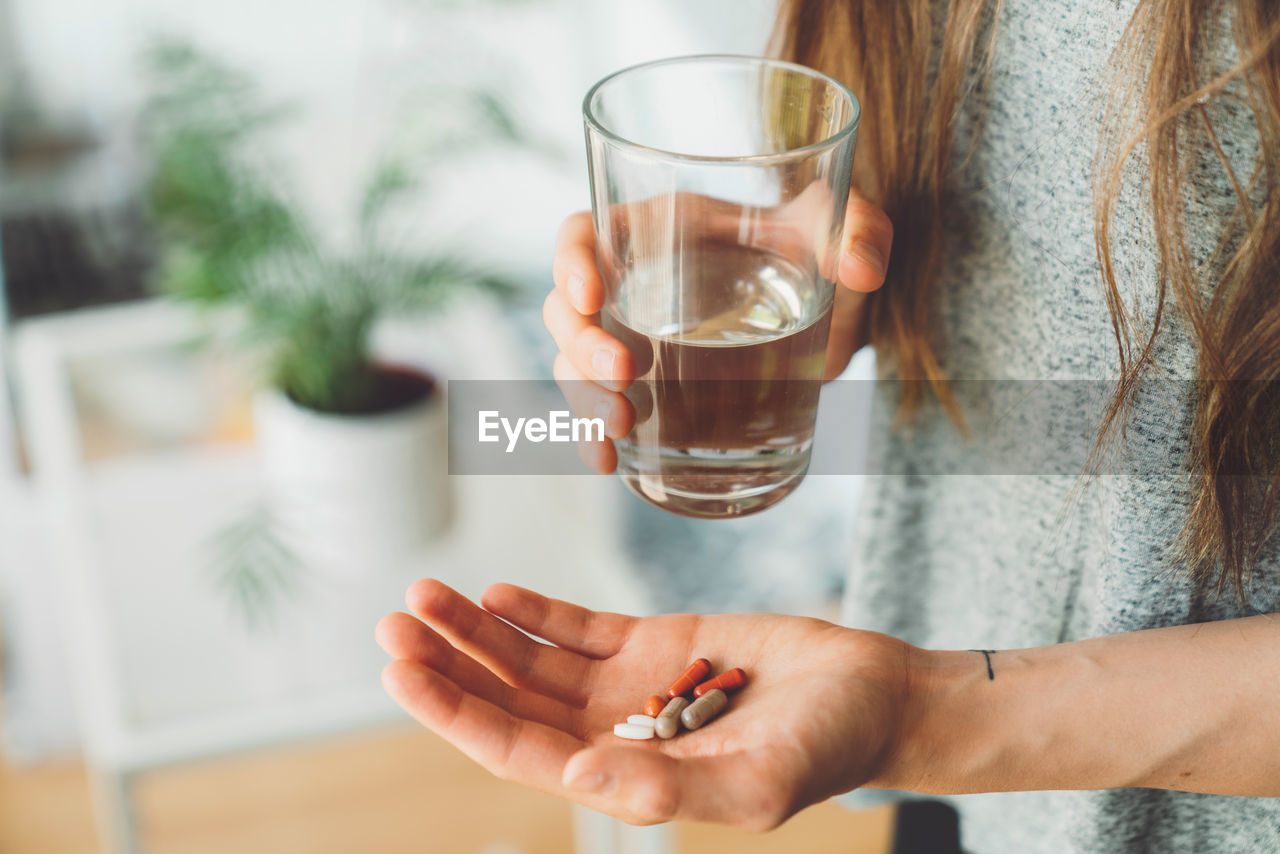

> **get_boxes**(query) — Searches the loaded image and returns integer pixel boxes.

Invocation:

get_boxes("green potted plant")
[142,39,514,576]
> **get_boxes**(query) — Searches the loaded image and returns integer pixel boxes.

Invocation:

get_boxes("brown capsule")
[643,694,665,718]
[693,667,747,698]
[654,696,689,739]
[666,658,712,698]
[680,688,728,731]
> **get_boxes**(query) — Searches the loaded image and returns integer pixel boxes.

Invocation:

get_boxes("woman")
[376,1,1280,851]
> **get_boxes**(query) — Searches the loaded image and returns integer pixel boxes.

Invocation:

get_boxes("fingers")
[407,579,596,707]
[552,353,626,474]
[553,212,606,315]
[549,211,635,392]
[382,659,585,793]
[381,659,738,826]
[481,583,636,659]
[836,192,894,294]
[550,354,628,470]
[376,611,584,736]
[561,745,790,829]
[543,290,634,391]
[552,354,634,440]
[577,432,618,474]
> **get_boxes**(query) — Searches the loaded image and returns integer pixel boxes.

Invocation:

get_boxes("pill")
[627,714,656,727]
[654,696,689,739]
[694,667,748,697]
[680,688,728,731]
[643,694,665,717]
[614,723,655,740]
[666,658,713,698]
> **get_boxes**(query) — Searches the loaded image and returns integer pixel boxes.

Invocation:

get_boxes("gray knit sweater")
[839,1,1280,851]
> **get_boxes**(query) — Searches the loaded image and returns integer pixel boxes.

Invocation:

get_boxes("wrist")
[865,646,978,792]
[860,620,1280,797]
[870,642,1139,795]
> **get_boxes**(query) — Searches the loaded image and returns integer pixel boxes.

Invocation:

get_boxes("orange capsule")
[693,667,747,698]
[666,658,712,699]
[643,694,665,717]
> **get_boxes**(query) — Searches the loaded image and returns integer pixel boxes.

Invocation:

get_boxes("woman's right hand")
[544,197,893,474]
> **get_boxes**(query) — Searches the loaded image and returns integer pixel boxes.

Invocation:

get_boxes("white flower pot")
[252,378,449,570]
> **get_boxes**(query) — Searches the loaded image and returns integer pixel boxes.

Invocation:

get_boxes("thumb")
[561,744,787,830]
[836,193,894,294]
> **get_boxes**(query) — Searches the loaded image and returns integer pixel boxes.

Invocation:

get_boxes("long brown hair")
[771,0,1280,598]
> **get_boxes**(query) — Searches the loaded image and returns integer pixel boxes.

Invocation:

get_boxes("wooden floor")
[0,724,894,854]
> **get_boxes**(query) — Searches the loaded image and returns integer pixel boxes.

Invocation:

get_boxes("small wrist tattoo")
[969,649,997,681]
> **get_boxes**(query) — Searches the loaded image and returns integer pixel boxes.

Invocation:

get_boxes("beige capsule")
[654,696,689,739]
[679,688,728,731]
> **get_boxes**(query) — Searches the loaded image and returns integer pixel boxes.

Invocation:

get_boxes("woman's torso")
[840,1,1280,851]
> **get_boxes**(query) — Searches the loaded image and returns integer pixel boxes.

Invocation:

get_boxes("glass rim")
[582,54,861,165]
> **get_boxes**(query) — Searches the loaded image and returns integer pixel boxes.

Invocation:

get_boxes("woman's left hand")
[376,580,914,828]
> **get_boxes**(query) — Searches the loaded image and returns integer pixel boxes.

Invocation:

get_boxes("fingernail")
[848,240,885,277]
[567,771,614,795]
[592,349,615,382]
[593,398,611,426]
[567,274,586,310]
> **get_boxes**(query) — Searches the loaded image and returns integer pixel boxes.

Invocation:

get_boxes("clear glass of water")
[583,55,859,518]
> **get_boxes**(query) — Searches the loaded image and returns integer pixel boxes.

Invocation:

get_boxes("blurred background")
[0,0,889,852]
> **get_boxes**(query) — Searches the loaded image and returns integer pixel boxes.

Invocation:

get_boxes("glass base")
[617,450,809,519]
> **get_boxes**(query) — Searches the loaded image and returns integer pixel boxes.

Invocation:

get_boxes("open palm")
[376,580,912,828]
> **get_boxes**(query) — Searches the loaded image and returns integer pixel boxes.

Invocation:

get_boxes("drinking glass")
[582,54,859,518]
